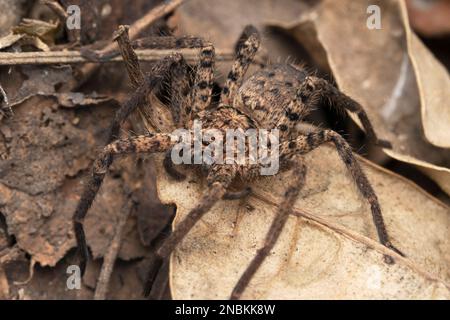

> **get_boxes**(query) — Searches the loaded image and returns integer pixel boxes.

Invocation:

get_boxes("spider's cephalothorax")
[73,25,402,300]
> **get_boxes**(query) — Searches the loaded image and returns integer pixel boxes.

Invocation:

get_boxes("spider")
[73,25,403,300]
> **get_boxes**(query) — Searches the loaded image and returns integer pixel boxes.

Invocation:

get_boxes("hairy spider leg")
[281,130,403,257]
[72,54,182,275]
[221,25,261,105]
[73,133,176,275]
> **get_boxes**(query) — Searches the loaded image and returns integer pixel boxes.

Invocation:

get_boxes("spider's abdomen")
[234,64,310,135]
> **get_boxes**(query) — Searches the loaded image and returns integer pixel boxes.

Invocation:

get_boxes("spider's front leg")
[300,76,392,148]
[73,48,184,275]
[73,133,176,275]
[280,129,403,260]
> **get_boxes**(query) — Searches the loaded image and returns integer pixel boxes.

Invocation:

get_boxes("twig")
[0,49,234,66]
[13,258,36,285]
[128,0,186,40]
[94,203,132,300]
[63,0,186,91]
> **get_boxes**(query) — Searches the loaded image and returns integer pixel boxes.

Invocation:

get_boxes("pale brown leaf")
[155,147,450,299]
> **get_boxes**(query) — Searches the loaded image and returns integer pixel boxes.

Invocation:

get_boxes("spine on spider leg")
[221,25,261,104]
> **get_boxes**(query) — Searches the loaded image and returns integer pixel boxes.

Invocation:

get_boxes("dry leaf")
[12,18,59,45]
[7,66,111,109]
[399,1,450,148]
[0,0,30,37]
[155,147,450,299]
[274,0,450,194]
[0,33,24,50]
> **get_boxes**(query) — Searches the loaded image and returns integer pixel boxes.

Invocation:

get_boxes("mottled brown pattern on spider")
[72,25,402,301]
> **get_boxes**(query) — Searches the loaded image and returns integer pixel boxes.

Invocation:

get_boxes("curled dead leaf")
[399,1,450,148]
[12,18,59,46]
[155,146,450,299]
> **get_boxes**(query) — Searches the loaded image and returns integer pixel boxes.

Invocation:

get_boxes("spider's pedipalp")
[280,130,402,261]
[231,160,307,300]
[221,25,261,105]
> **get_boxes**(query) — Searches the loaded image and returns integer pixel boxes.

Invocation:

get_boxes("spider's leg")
[73,133,176,275]
[169,57,193,127]
[281,130,403,260]
[230,161,306,300]
[188,42,215,115]
[144,165,236,297]
[221,25,261,105]
[301,76,392,148]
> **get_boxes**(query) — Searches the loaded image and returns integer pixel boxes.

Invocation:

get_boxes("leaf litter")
[0,0,449,300]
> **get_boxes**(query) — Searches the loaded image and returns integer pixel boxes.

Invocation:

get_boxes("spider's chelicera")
[73,25,403,299]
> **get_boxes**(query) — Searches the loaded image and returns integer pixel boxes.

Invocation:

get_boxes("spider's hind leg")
[280,130,403,261]
[302,76,392,148]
